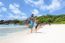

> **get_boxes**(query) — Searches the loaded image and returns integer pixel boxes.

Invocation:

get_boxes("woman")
[29,19,34,33]
[29,14,35,33]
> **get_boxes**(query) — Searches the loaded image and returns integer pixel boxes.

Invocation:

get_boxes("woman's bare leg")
[30,28,33,33]
[35,28,37,32]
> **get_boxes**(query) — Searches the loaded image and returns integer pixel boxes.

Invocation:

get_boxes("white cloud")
[0,2,4,7]
[0,2,27,20]
[13,3,20,8]
[47,0,61,12]
[32,9,42,17]
[21,16,27,20]
[8,13,27,20]
[24,0,44,7]
[32,9,39,16]
[0,2,7,13]
[0,7,7,13]
[9,3,27,20]
[24,0,65,13]
[1,7,7,12]
[8,13,15,20]
[9,3,22,15]
[9,3,20,10]
[0,14,2,17]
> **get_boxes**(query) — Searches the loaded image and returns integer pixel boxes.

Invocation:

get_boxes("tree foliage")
[35,14,65,24]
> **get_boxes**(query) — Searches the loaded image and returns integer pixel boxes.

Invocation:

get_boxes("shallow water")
[0,22,37,37]
[0,24,28,36]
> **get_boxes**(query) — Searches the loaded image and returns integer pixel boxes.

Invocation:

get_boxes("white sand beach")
[0,24,65,43]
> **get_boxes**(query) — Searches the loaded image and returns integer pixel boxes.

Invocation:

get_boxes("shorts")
[29,24,34,29]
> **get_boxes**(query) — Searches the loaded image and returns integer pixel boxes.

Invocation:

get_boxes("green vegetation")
[0,14,65,25]
[13,19,23,25]
[35,14,65,24]
[0,19,23,25]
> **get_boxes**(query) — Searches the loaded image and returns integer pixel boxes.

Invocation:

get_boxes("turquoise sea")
[0,24,29,36]
[0,22,37,37]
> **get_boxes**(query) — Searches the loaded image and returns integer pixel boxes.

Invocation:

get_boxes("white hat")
[32,11,35,14]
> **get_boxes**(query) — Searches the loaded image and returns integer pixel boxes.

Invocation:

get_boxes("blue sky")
[0,0,65,20]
